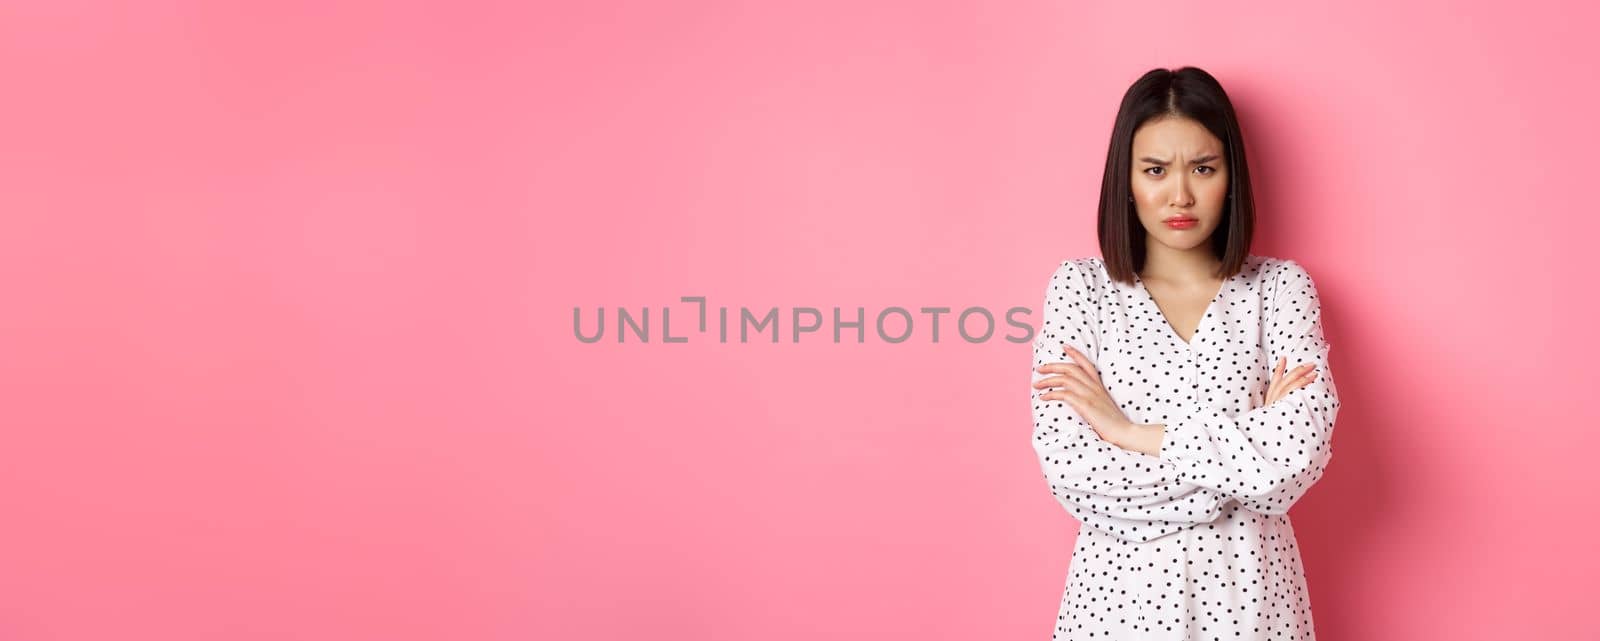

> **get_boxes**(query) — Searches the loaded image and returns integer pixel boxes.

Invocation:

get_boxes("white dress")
[1030,254,1340,640]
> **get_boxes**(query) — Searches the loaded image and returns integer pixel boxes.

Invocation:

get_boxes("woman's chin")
[1146,230,1214,250]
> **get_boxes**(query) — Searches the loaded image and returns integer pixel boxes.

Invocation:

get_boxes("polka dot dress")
[1030,254,1340,640]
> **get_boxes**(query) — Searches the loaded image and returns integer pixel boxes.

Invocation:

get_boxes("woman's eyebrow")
[1138,153,1221,165]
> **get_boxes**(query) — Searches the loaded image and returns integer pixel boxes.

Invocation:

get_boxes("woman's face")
[1129,116,1230,252]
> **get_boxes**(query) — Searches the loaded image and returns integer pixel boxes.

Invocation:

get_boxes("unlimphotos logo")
[574,296,1036,344]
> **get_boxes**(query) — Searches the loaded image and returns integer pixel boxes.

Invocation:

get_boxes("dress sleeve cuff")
[1158,405,1212,475]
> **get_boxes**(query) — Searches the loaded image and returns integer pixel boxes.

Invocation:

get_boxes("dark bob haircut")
[1097,66,1255,284]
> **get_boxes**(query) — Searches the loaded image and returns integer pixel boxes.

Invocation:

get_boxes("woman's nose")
[1169,179,1195,207]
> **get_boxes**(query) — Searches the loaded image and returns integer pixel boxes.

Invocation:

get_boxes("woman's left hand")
[1034,344,1139,445]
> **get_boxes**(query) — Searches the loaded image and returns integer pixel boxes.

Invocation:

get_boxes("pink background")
[1,1,1594,639]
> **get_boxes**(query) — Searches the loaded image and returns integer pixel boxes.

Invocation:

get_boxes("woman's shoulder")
[1038,257,1109,301]
[1245,255,1329,311]
[1237,253,1319,285]
[1049,254,1308,284]
[1249,254,1317,284]
[1052,255,1107,274]
[1049,256,1108,285]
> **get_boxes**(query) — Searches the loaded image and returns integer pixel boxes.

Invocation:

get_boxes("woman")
[1029,67,1341,640]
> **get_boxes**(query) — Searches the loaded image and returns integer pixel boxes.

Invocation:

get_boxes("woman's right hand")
[1265,356,1318,406]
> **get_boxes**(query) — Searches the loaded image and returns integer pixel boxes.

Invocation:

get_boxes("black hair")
[1097,66,1256,283]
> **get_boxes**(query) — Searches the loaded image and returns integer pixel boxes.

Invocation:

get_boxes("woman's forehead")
[1132,118,1223,154]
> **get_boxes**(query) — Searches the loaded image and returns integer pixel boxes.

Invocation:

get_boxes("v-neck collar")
[1131,263,1240,350]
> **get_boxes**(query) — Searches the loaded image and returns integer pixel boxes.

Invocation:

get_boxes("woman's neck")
[1140,244,1223,283]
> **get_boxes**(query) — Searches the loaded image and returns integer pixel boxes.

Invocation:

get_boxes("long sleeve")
[1157,260,1341,515]
[1031,259,1228,544]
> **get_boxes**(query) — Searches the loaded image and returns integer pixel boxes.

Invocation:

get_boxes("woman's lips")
[1164,218,1197,229]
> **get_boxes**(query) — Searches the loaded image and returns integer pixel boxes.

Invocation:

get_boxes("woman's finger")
[1061,345,1102,385]
[1032,374,1073,390]
[1265,361,1312,405]
[1040,387,1078,402]
[1035,362,1082,374]
[1040,358,1096,391]
[1058,360,1098,391]
[1280,363,1313,382]
[1274,366,1318,401]
[1060,348,1113,399]
[1267,364,1289,394]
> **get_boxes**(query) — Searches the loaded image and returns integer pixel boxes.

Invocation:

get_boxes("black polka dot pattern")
[1030,254,1339,640]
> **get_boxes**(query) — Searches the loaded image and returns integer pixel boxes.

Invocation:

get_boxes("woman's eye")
[1195,166,1215,175]
[1145,167,1164,176]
